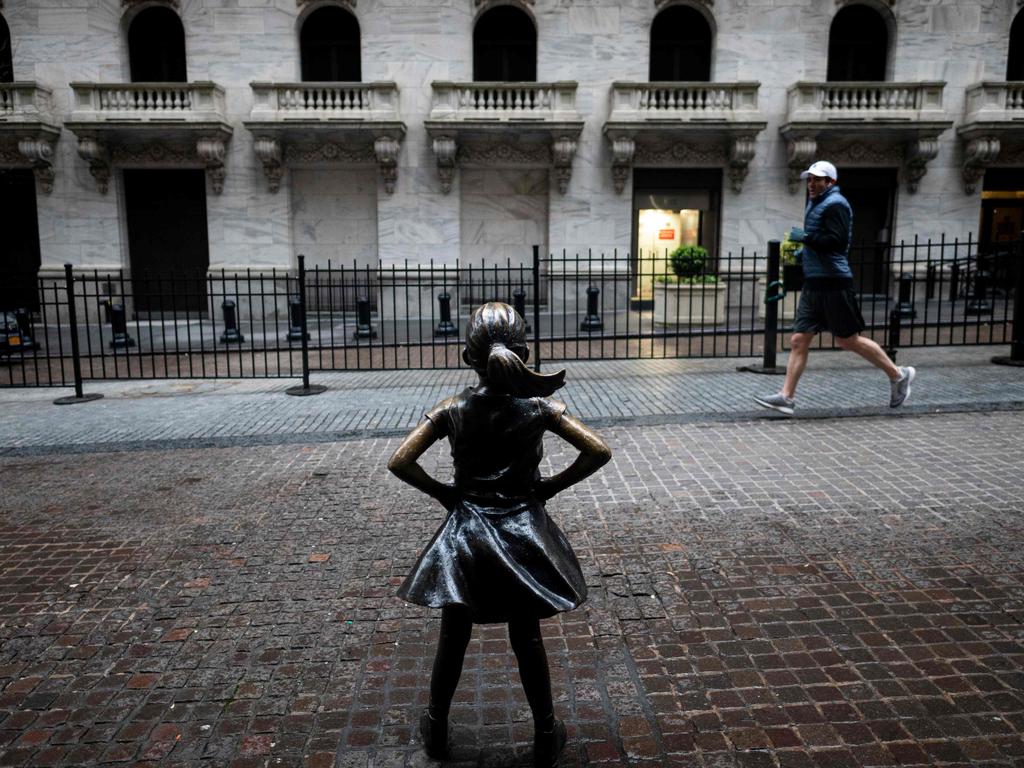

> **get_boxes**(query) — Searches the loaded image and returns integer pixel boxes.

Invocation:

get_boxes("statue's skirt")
[397,497,587,624]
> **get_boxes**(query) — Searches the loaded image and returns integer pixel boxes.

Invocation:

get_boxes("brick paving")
[2,407,1023,767]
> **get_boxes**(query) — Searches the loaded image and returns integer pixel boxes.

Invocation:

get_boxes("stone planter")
[652,281,727,326]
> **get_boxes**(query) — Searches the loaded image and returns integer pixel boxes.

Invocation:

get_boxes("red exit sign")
[658,229,676,240]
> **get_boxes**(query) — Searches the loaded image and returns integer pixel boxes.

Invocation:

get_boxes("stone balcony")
[424,81,585,193]
[780,81,953,192]
[64,82,233,194]
[957,82,1024,193]
[244,82,406,193]
[0,83,61,193]
[602,81,767,193]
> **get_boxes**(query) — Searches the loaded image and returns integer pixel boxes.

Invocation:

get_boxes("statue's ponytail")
[464,303,565,397]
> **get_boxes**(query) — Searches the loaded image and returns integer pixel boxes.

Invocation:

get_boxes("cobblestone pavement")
[2,408,1023,767]
[1,346,1023,455]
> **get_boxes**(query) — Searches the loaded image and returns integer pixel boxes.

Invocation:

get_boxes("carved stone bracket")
[610,136,635,194]
[16,137,57,194]
[253,137,283,193]
[961,136,1001,195]
[373,136,400,194]
[197,137,228,194]
[77,137,111,194]
[904,135,939,194]
[551,135,578,194]
[785,136,818,193]
[431,136,458,194]
[727,134,757,193]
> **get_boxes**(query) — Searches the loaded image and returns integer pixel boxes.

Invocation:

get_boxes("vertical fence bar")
[532,244,541,372]
[286,254,326,395]
[53,264,103,405]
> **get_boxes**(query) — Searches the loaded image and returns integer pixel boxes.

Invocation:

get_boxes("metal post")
[286,254,326,396]
[896,273,917,319]
[286,297,308,341]
[580,285,603,331]
[884,308,901,362]
[513,285,531,333]
[737,239,785,374]
[532,244,541,372]
[992,231,1024,366]
[54,263,103,405]
[925,264,936,301]
[434,291,457,336]
[965,260,993,315]
[219,299,244,343]
[948,262,960,302]
[108,303,135,349]
[354,296,377,339]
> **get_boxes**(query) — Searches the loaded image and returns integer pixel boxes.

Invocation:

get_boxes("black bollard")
[896,273,916,319]
[13,309,37,351]
[286,296,308,341]
[219,299,245,344]
[580,285,603,331]
[108,303,135,349]
[354,296,377,339]
[884,307,900,362]
[512,286,531,333]
[965,262,993,315]
[434,291,458,337]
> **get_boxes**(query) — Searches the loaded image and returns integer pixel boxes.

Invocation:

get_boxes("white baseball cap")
[799,160,838,180]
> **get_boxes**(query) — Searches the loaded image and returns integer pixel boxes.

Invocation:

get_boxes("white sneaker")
[890,366,916,408]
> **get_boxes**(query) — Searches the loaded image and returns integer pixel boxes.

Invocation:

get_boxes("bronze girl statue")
[388,302,611,767]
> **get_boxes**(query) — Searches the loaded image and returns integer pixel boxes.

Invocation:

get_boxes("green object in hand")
[788,226,805,243]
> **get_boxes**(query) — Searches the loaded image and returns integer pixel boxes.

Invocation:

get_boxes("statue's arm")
[535,414,611,502]
[387,418,457,511]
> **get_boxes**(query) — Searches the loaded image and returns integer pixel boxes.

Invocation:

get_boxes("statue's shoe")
[533,719,567,767]
[419,709,449,759]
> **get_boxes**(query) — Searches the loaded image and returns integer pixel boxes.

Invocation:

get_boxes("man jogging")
[754,160,915,416]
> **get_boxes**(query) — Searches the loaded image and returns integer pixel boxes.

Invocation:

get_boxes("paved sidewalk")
[2,346,1023,454]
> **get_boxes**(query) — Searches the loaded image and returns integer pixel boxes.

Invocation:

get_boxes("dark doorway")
[124,170,209,314]
[631,168,722,302]
[0,169,41,312]
[128,6,187,82]
[473,6,536,82]
[980,169,1024,291]
[649,5,712,81]
[300,6,361,82]
[833,168,896,296]
[0,13,12,83]
[1009,10,1024,80]
[827,5,888,82]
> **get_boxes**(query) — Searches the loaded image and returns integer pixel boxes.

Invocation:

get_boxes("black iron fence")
[1,233,1020,389]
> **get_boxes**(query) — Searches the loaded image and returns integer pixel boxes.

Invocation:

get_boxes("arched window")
[300,6,361,82]
[473,6,537,82]
[649,5,712,81]
[128,6,187,82]
[1009,10,1024,80]
[0,14,13,83]
[827,4,888,81]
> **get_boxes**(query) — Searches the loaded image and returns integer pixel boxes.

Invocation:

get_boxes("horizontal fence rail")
[1,234,1018,387]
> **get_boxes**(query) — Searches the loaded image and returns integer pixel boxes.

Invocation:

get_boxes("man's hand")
[788,226,806,243]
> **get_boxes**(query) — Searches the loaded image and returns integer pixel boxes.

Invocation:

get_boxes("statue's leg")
[429,605,472,717]
[509,616,567,767]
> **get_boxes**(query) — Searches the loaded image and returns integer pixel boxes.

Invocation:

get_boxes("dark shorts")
[792,285,866,339]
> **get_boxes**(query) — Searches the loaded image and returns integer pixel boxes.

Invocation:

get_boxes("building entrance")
[980,168,1023,292]
[124,169,210,314]
[835,168,896,296]
[0,169,41,312]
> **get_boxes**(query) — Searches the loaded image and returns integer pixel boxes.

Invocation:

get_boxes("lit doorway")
[631,169,720,304]
[980,168,1023,292]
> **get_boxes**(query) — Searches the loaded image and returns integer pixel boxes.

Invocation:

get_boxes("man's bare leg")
[781,332,813,399]
[835,333,901,380]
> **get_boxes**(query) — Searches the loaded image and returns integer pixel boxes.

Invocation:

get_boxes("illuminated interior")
[636,208,701,299]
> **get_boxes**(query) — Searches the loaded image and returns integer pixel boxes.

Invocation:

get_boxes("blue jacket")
[800,184,853,280]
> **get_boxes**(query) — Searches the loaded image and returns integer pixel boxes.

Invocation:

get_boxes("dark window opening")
[0,14,12,83]
[128,6,187,82]
[473,6,537,82]
[1009,11,1024,80]
[0,169,42,312]
[832,168,897,296]
[827,4,888,82]
[301,6,361,82]
[649,5,712,81]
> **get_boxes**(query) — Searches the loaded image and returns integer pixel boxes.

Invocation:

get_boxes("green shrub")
[669,244,709,278]
[655,273,720,285]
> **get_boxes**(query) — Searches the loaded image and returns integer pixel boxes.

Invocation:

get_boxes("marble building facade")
[1,0,1022,313]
